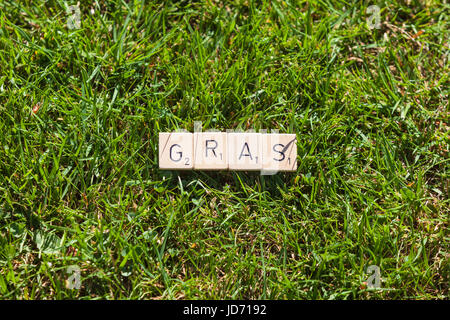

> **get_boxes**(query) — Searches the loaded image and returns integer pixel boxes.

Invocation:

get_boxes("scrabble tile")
[262,133,297,171]
[194,132,228,170]
[159,132,193,170]
[228,132,262,171]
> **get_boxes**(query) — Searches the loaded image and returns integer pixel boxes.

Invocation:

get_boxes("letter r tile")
[194,132,228,170]
[262,133,297,171]
[159,132,193,170]
[228,132,262,171]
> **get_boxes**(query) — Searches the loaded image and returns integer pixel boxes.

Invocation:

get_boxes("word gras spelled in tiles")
[159,132,296,172]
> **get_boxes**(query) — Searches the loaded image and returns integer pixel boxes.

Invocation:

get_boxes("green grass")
[0,0,448,299]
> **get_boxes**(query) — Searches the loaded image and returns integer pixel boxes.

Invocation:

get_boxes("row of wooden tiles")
[159,132,297,171]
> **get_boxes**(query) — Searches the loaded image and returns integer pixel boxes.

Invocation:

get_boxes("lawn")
[0,0,448,299]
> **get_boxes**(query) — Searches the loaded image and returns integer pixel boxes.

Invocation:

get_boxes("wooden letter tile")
[194,132,228,170]
[262,133,297,171]
[228,132,262,171]
[159,132,193,170]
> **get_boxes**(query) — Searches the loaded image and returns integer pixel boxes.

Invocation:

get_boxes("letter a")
[239,142,253,160]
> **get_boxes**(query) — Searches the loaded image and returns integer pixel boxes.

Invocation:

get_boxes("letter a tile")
[194,132,228,170]
[159,132,193,170]
[262,133,297,171]
[228,132,262,171]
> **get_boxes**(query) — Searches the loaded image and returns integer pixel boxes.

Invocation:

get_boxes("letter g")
[170,144,182,162]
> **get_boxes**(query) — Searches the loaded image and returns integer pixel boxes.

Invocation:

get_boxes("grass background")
[0,0,448,299]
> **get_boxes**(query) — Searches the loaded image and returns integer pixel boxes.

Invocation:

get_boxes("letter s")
[273,144,286,161]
